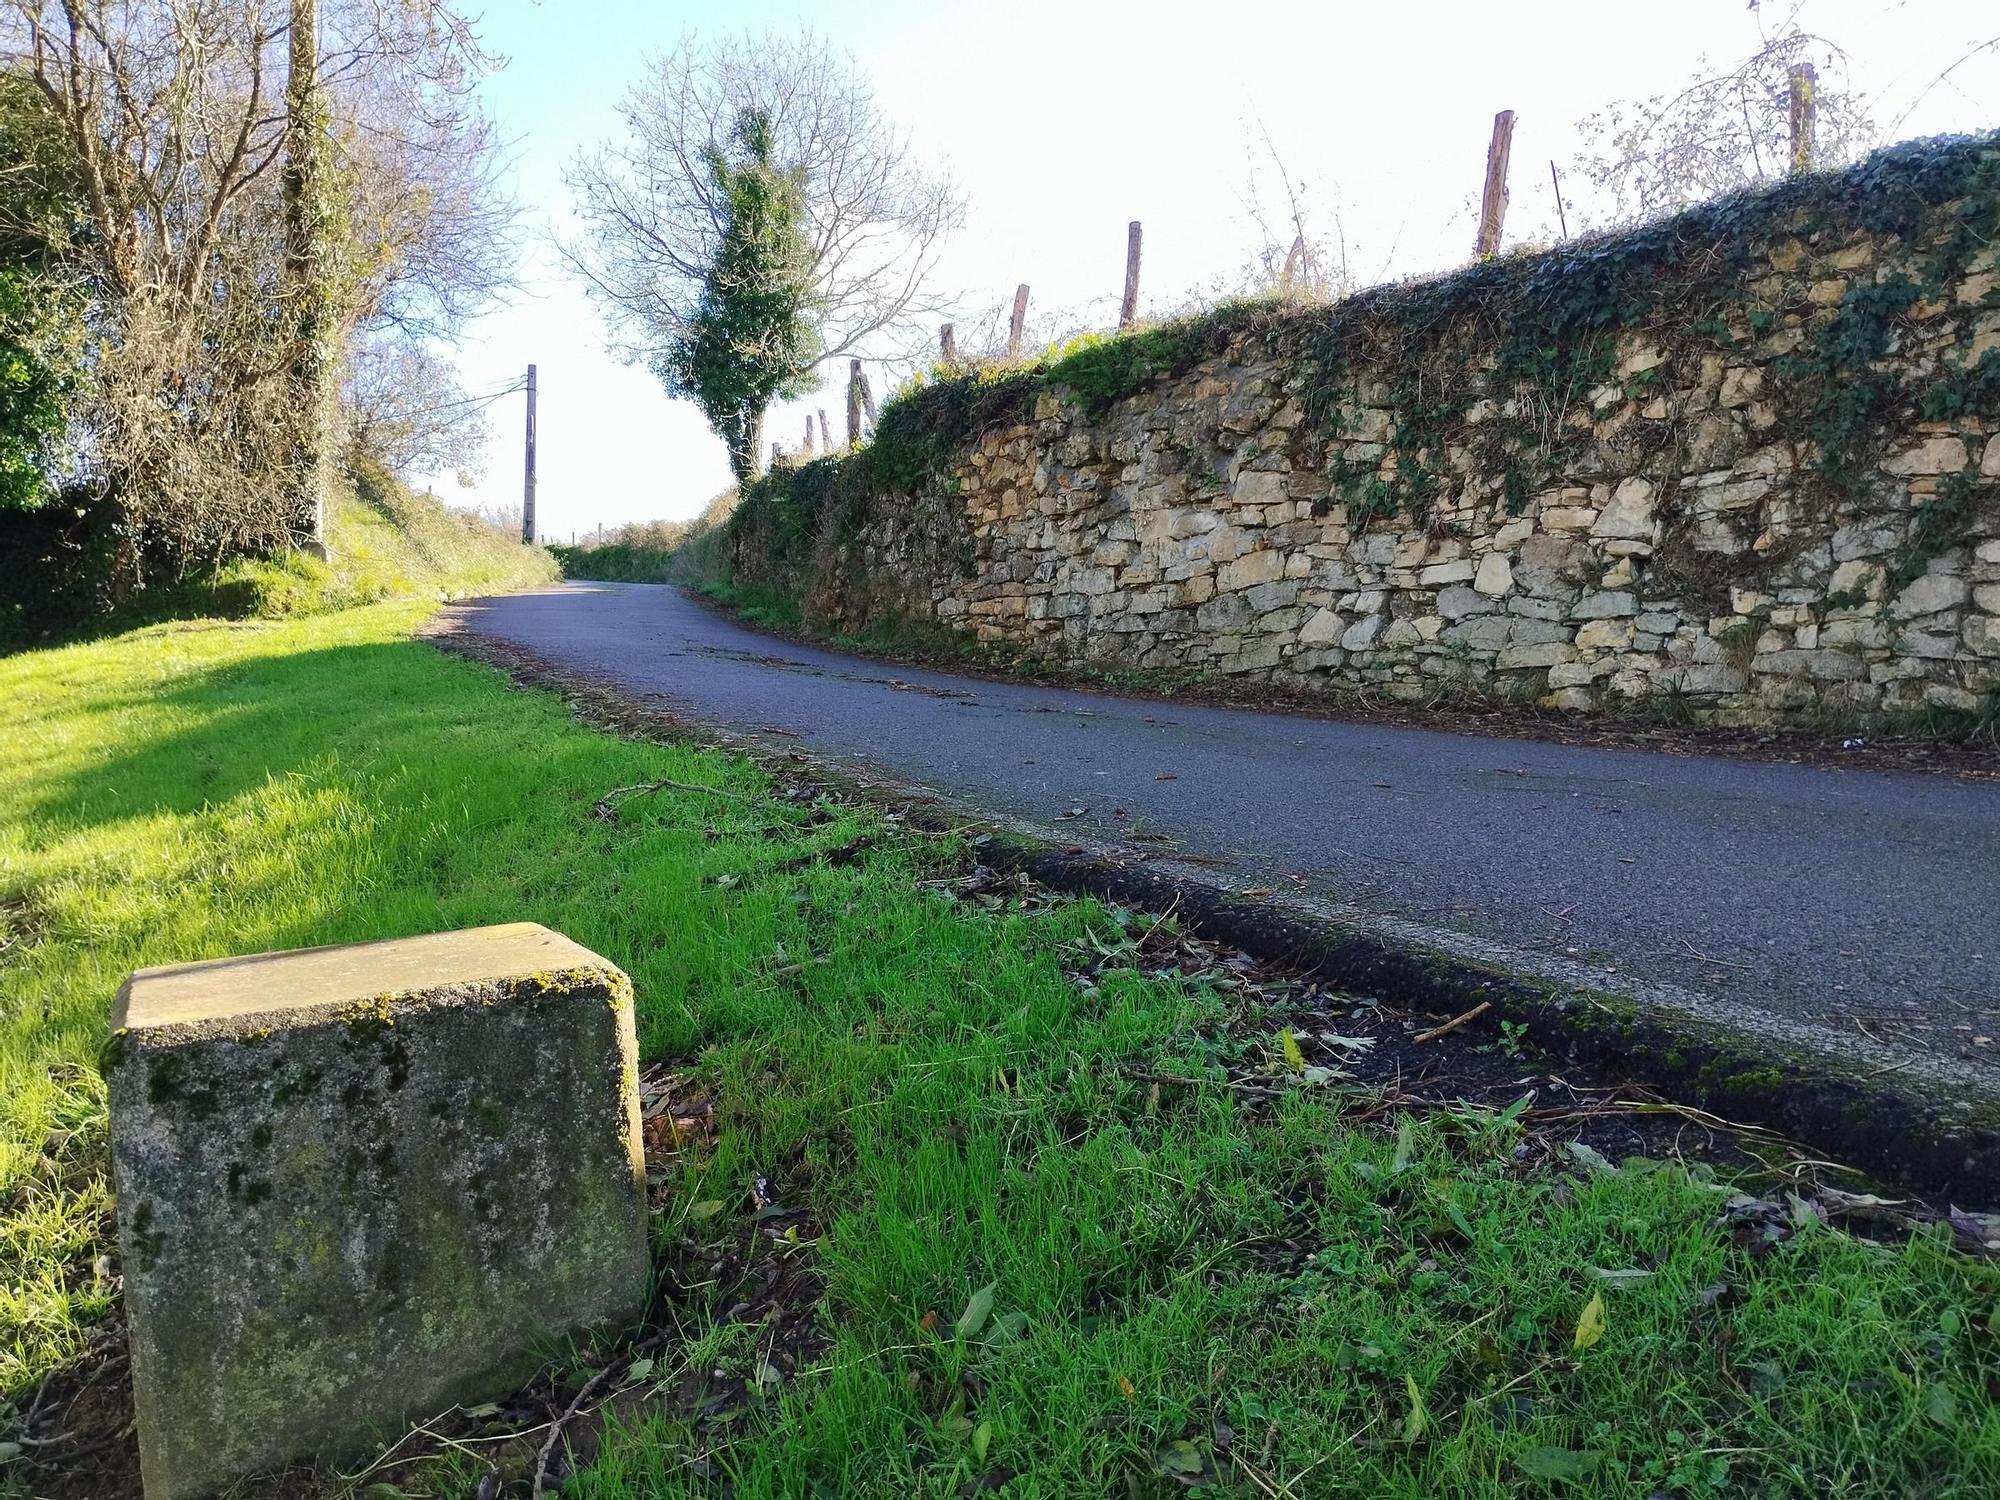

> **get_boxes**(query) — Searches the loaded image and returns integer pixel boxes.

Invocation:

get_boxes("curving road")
[455,581,1999,1091]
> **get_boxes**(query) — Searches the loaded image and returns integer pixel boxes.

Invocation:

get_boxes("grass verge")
[1,604,1995,1497]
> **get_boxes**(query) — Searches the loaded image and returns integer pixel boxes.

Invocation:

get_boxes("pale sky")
[414,0,2000,540]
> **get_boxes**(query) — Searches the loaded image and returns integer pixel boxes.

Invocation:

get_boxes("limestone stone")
[1591,477,1656,541]
[1496,642,1576,669]
[1881,437,1969,476]
[1570,590,1638,620]
[1975,583,2000,616]
[1472,553,1513,597]
[1218,548,1286,592]
[1233,469,1288,505]
[1436,584,1490,621]
[1575,619,1636,651]
[1342,614,1386,651]
[107,923,648,1500]
[1298,606,1343,645]
[1419,559,1478,586]
[1890,573,1970,619]
[1984,434,2000,479]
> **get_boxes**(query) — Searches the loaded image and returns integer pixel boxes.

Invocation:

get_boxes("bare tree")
[342,337,493,485]
[0,0,511,574]
[563,31,964,380]
[1568,22,1876,229]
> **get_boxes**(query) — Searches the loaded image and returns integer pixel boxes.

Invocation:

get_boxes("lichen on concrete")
[105,922,649,1500]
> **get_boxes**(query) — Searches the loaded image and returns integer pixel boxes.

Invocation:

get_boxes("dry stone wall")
[735,140,2000,725]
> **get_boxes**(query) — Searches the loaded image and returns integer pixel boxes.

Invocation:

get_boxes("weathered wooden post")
[1789,63,1817,175]
[939,323,957,362]
[1473,109,1516,259]
[1119,223,1143,328]
[771,439,783,468]
[846,361,863,447]
[857,360,878,425]
[106,924,649,1500]
[1008,283,1030,358]
[817,408,832,451]
[802,414,815,455]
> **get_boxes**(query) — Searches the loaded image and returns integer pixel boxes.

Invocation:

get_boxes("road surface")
[456,581,1998,1085]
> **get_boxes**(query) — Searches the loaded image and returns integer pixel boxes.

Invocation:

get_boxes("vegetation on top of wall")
[1295,131,2000,535]
[710,131,2000,626]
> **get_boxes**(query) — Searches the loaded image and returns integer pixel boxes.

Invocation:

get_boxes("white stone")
[1298,606,1343,645]
[1890,573,1970,619]
[1591,477,1657,541]
[1984,434,2000,479]
[1975,584,2000,616]
[1473,553,1514,597]
[1419,559,1478,586]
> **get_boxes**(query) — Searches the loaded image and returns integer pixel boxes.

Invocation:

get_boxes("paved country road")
[457,581,1999,1095]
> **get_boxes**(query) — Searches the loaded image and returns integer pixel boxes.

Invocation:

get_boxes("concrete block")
[107,923,649,1500]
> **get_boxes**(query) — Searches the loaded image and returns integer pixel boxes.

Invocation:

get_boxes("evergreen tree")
[658,109,818,484]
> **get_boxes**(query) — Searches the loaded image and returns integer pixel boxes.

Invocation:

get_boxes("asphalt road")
[458,581,1999,1079]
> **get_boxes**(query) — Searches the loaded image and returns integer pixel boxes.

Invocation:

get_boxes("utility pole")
[521,363,538,545]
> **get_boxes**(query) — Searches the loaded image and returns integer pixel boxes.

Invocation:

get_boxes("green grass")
[1,605,1995,1497]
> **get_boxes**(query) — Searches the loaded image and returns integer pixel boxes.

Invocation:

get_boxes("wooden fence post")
[1008,283,1029,358]
[1473,110,1515,259]
[1119,222,1142,328]
[1789,63,1817,175]
[858,366,878,425]
[817,408,831,451]
[803,414,815,455]
[940,323,957,362]
[846,362,862,447]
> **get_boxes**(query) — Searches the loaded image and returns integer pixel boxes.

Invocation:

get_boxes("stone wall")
[732,138,2000,724]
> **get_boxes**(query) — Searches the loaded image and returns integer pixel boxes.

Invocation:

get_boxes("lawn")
[1,603,1994,1497]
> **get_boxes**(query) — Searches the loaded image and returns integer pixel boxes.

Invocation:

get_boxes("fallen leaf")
[688,1199,724,1220]
[1118,1376,1137,1400]
[919,1310,940,1334]
[955,1280,998,1340]
[626,1356,656,1382]
[1924,1383,1958,1428]
[1566,1141,1618,1176]
[1573,1292,1607,1351]
[1279,1027,1306,1071]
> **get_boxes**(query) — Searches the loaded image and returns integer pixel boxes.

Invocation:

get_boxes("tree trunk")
[284,0,337,559]
[741,405,767,483]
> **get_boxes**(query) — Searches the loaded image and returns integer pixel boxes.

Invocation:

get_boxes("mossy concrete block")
[105,923,649,1500]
